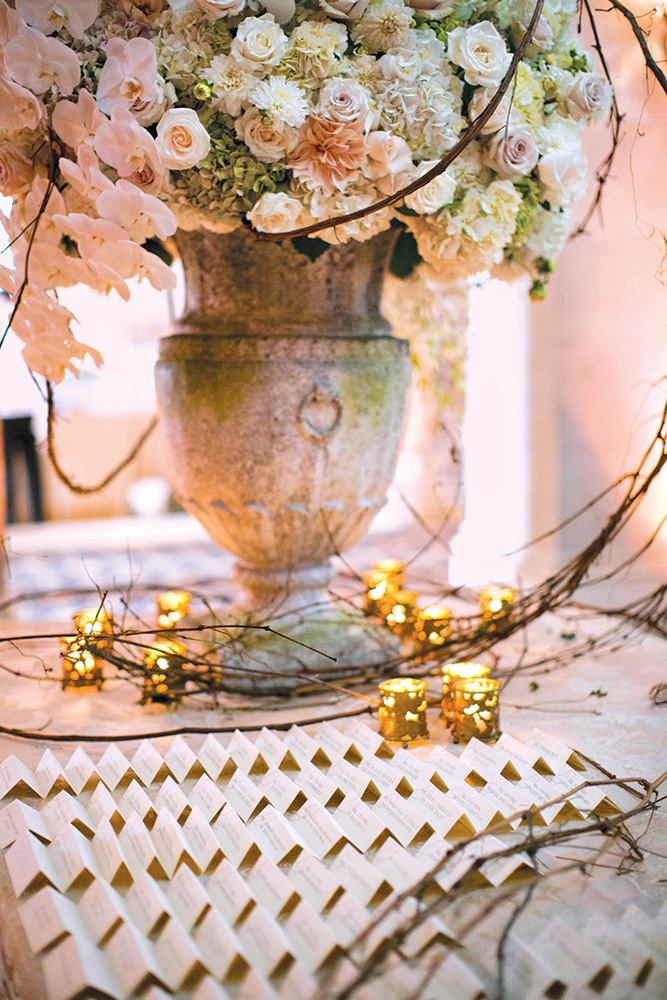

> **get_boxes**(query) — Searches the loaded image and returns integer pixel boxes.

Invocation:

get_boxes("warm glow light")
[155,590,192,629]
[61,636,104,690]
[72,608,114,652]
[451,677,501,744]
[479,587,515,621]
[413,604,453,652]
[441,661,491,727]
[142,639,188,704]
[378,678,429,744]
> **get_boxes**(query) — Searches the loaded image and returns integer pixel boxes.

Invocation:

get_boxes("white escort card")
[371,837,429,894]
[206,858,254,924]
[77,878,128,944]
[193,908,248,982]
[358,755,413,795]
[585,911,655,985]
[480,776,533,829]
[327,756,379,800]
[42,933,121,1000]
[312,721,361,763]
[41,790,95,839]
[235,903,293,978]
[283,725,331,767]
[0,799,49,848]
[153,916,205,992]
[87,780,123,831]
[164,735,199,783]
[343,718,394,759]
[197,734,235,782]
[151,808,199,878]
[257,767,305,814]
[35,749,71,798]
[63,748,97,796]
[130,740,165,786]
[125,871,173,935]
[189,773,227,823]
[288,798,347,860]
[531,917,613,989]
[497,731,552,775]
[333,795,387,852]
[118,811,167,879]
[5,828,62,895]
[389,749,447,793]
[445,783,504,833]
[183,805,222,872]
[18,885,81,954]
[248,804,304,865]
[244,853,299,918]
[526,729,585,772]
[329,842,391,906]
[460,737,521,783]
[153,774,190,822]
[104,919,166,996]
[49,823,100,891]
[96,743,132,791]
[423,745,470,790]
[282,899,341,973]
[255,728,299,771]
[92,815,132,886]
[293,763,341,807]
[372,789,433,847]
[228,730,268,776]
[517,772,581,824]
[409,783,475,838]
[224,769,267,823]
[286,850,343,913]
[118,779,156,826]
[212,807,260,869]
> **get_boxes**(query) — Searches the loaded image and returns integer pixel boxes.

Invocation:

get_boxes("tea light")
[363,559,405,616]
[72,608,114,652]
[479,586,515,622]
[141,639,188,705]
[61,636,104,690]
[413,605,453,653]
[450,677,501,744]
[384,590,419,638]
[378,678,429,744]
[155,590,192,629]
[441,662,491,727]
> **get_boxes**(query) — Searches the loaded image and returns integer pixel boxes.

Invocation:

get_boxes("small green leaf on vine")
[590,688,608,698]
[560,631,576,641]
[529,681,540,691]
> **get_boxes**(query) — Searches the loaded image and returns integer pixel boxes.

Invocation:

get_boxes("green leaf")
[142,237,173,268]
[389,228,421,279]
[290,235,330,262]
[529,682,540,692]
[560,631,576,641]
[589,689,608,698]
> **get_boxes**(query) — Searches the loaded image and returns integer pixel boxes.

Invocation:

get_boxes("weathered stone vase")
[155,227,411,693]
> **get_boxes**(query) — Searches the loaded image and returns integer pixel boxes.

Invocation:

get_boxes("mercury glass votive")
[384,590,419,639]
[155,590,192,630]
[141,639,188,705]
[479,586,515,623]
[441,662,491,727]
[413,604,453,654]
[61,636,104,690]
[362,559,405,616]
[450,677,501,744]
[72,608,114,652]
[378,678,429,744]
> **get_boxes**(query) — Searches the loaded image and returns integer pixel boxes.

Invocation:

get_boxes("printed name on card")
[257,768,305,815]
[496,732,549,775]
[526,730,585,772]
[389,750,447,793]
[152,808,200,878]
[104,919,165,997]
[333,795,387,852]
[482,778,533,829]
[153,775,190,822]
[92,816,133,887]
[0,755,41,800]
[371,838,430,894]
[35,749,69,798]
[312,722,361,763]
[96,743,132,791]
[460,738,520,784]
[86,780,123,831]
[327,756,379,800]
[288,798,347,860]
[164,735,199,783]
[188,774,226,824]
[5,829,61,896]
[256,728,299,771]
[282,899,341,973]
[78,878,128,944]
[517,772,580,825]
[329,843,391,906]
[248,803,304,865]
[63,748,97,796]
[164,863,211,932]
[41,933,121,1000]
[445,784,504,833]
[211,806,260,869]
[130,740,165,786]
[372,789,433,847]
[357,756,412,795]
[469,834,534,886]
[198,734,236,783]
[183,806,222,872]
[124,870,172,936]
[286,850,343,913]
[228,730,268,776]
[293,763,341,808]
[119,811,167,880]
[49,823,99,891]
[283,726,331,768]
[323,893,374,950]
[194,909,248,983]
[18,886,80,954]
[235,904,293,978]
[153,917,206,993]
[206,858,254,924]
[41,790,95,840]
[0,799,49,848]
[224,769,268,823]
[119,779,156,826]
[409,783,475,838]
[342,719,394,759]
[423,746,471,790]
[245,853,299,918]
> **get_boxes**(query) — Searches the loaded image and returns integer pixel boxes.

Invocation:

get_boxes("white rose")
[231,15,287,73]
[316,0,370,18]
[447,22,511,88]
[404,161,456,214]
[155,108,211,169]
[197,0,246,15]
[410,0,453,18]
[366,131,413,175]
[564,72,611,122]
[247,191,301,232]
[316,78,372,127]
[235,108,297,162]
[484,129,538,180]
[538,149,589,207]
[468,88,517,134]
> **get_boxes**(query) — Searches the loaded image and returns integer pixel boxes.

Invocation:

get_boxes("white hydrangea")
[351,1,414,54]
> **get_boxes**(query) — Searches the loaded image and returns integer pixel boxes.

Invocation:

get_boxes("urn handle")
[299,383,342,440]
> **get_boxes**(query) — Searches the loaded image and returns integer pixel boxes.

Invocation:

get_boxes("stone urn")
[155,227,411,693]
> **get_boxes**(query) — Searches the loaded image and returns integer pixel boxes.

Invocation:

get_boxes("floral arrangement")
[0,0,609,382]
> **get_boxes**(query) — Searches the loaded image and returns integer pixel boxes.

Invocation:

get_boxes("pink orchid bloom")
[4,25,81,95]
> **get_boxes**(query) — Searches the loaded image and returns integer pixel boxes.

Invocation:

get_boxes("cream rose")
[247,191,302,232]
[235,108,298,162]
[230,15,287,73]
[316,78,372,127]
[404,161,456,214]
[467,88,516,134]
[366,131,413,175]
[447,22,511,88]
[197,0,246,17]
[484,128,538,180]
[409,0,453,18]
[316,0,370,18]
[564,72,611,122]
[155,107,211,169]
[538,149,589,207]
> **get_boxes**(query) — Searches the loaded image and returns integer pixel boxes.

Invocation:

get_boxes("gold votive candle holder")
[61,636,104,690]
[479,586,515,622]
[413,604,453,654]
[378,678,429,744]
[362,559,405,616]
[141,639,188,705]
[441,662,491,727]
[155,590,192,629]
[384,589,419,638]
[72,607,114,652]
[450,677,501,744]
